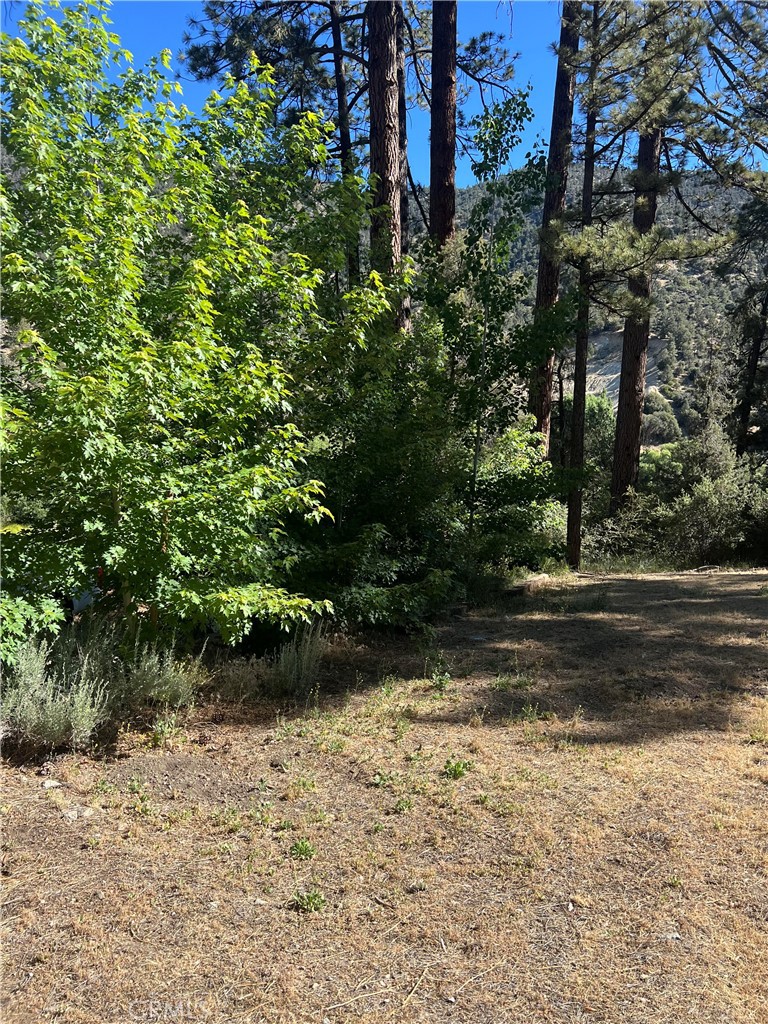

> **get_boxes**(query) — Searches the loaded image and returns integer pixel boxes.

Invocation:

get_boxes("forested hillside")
[439,168,755,433]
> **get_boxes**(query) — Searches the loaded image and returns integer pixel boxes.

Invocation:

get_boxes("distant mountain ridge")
[412,165,747,423]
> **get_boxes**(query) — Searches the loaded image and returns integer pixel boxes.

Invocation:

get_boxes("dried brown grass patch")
[3,571,768,1023]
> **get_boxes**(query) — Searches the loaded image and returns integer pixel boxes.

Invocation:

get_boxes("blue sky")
[1,1,562,186]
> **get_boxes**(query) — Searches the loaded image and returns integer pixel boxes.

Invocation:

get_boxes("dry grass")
[2,571,767,1023]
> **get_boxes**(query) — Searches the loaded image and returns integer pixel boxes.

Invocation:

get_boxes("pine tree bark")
[368,0,401,273]
[736,289,768,453]
[330,0,359,283]
[429,0,457,246]
[567,2,599,569]
[396,1,409,258]
[395,0,411,328]
[610,127,663,512]
[530,1,579,453]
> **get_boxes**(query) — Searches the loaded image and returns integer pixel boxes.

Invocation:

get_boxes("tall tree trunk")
[610,127,663,511]
[395,0,411,328]
[368,0,401,273]
[736,288,768,454]
[429,0,457,246]
[396,1,408,257]
[567,1,599,570]
[330,0,359,283]
[557,353,568,467]
[530,1,579,452]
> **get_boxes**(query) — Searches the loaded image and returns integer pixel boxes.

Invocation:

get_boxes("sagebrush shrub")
[1,639,108,750]
[0,621,208,751]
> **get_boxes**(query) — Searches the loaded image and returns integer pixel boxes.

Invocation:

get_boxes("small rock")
[61,806,94,822]
[42,780,63,789]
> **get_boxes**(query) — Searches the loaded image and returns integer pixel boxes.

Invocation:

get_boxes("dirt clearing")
[2,572,767,1024]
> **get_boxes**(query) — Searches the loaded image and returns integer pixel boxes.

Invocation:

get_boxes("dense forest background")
[1,0,767,750]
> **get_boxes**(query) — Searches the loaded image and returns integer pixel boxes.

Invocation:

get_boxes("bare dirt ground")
[2,572,767,1024]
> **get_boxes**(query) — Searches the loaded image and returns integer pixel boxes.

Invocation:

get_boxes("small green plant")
[514,702,548,724]
[212,806,243,833]
[249,801,274,826]
[393,797,413,814]
[430,669,452,695]
[380,676,398,697]
[371,821,384,834]
[289,838,316,860]
[127,778,153,816]
[393,717,412,741]
[406,749,431,764]
[148,711,180,748]
[275,819,296,832]
[493,672,534,692]
[323,738,345,753]
[443,757,473,779]
[371,770,396,788]
[273,716,296,741]
[292,887,325,912]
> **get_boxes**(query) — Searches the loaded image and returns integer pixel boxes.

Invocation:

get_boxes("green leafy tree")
[1,1,342,647]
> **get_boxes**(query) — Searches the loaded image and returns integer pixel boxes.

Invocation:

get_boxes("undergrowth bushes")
[1,622,208,752]
[1,616,332,751]
[217,620,327,701]
[2,639,109,751]
[583,425,768,569]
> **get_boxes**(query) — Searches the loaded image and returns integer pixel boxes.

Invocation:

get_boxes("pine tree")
[567,1,601,569]
[430,0,457,246]
[608,1,707,509]
[530,1,580,451]
[368,0,401,272]
[610,127,663,509]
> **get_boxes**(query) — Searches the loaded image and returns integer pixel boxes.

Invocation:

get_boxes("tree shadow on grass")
[387,571,768,745]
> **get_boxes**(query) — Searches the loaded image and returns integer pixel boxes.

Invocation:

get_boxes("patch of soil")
[2,572,767,1024]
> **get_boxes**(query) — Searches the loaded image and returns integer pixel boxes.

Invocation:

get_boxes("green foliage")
[1,618,208,751]
[471,420,566,569]
[585,424,768,568]
[292,887,325,913]
[289,838,317,861]
[1,1,339,645]
[641,391,682,446]
[443,757,473,780]
[1,638,108,750]
[0,593,66,666]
